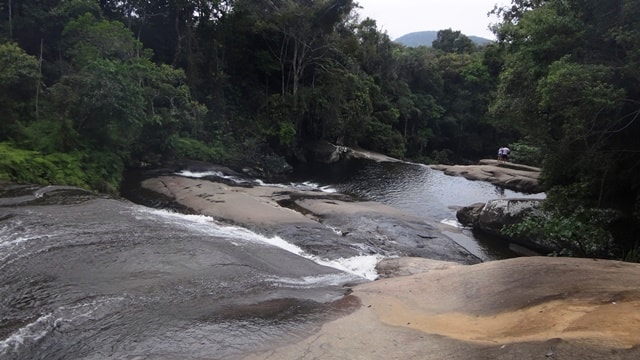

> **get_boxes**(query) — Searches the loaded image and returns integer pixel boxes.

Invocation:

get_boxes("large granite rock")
[245,256,640,359]
[138,175,481,265]
[431,159,543,193]
[457,198,549,253]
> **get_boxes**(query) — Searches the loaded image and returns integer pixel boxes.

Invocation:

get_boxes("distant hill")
[394,31,493,48]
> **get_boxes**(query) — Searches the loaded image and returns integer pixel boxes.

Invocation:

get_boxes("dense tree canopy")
[491,0,640,258]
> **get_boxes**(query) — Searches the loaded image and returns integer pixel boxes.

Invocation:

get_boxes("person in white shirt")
[503,147,510,162]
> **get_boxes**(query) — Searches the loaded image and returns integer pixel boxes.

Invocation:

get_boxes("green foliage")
[507,141,543,167]
[491,0,640,258]
[19,117,79,153]
[432,29,477,54]
[504,183,620,258]
[278,122,296,147]
[0,42,39,140]
[0,142,88,188]
[623,242,640,263]
[63,13,142,64]
[0,42,39,85]
[164,136,228,163]
[83,149,123,194]
[503,205,617,258]
[363,120,406,159]
[430,149,454,165]
[0,142,126,194]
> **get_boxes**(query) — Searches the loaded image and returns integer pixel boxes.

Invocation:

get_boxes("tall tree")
[491,0,640,256]
[432,28,476,54]
[0,42,39,140]
[49,12,205,157]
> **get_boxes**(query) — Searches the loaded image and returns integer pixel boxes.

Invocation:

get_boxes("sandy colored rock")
[141,176,420,228]
[139,170,640,359]
[431,159,542,193]
[244,257,640,359]
[375,257,462,278]
[142,176,316,226]
[348,148,402,163]
[140,175,481,264]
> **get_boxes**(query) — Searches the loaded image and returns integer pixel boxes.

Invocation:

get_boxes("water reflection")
[292,159,545,261]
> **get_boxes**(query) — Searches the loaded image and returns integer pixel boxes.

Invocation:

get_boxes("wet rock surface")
[0,182,368,359]
[5,156,640,359]
[135,174,481,264]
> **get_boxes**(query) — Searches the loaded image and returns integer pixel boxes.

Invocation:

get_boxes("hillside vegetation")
[394,30,492,47]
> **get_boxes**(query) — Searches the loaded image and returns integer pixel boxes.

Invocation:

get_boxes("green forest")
[1,0,639,261]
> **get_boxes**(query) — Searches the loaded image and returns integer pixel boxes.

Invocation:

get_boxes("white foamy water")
[322,254,382,281]
[0,313,54,355]
[267,273,358,288]
[175,170,337,193]
[175,170,254,186]
[440,218,462,228]
[279,180,337,193]
[175,170,226,178]
[0,297,125,356]
[0,220,57,271]
[134,207,380,280]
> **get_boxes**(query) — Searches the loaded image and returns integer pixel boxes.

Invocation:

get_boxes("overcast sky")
[354,0,509,40]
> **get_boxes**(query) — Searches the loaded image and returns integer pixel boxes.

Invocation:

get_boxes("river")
[289,159,545,261]
[0,158,544,359]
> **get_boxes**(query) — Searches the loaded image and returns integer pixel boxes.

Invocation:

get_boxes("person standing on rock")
[497,147,505,162]
[503,146,510,162]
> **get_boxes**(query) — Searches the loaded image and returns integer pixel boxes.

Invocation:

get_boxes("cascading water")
[1,159,544,359]
[0,186,370,359]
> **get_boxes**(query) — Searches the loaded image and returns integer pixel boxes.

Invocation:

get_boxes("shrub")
[0,142,88,187]
[163,135,235,164]
[0,142,127,194]
[507,141,543,166]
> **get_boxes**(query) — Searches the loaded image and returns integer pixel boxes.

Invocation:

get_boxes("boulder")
[457,198,549,253]
[455,202,484,227]
[477,198,544,234]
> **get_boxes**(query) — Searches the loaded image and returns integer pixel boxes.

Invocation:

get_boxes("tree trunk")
[8,0,12,40]
[35,38,43,120]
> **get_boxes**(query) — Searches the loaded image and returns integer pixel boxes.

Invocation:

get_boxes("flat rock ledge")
[431,159,543,193]
[137,174,640,359]
[245,256,640,359]
[140,175,480,264]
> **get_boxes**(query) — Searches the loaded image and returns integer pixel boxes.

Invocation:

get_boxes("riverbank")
[136,172,640,359]
[140,175,480,264]
[245,256,640,359]
[431,159,543,193]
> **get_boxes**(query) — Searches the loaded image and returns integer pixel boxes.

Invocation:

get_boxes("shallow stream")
[0,158,545,359]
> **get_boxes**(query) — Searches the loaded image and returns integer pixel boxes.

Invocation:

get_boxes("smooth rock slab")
[244,257,640,359]
[431,159,543,193]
